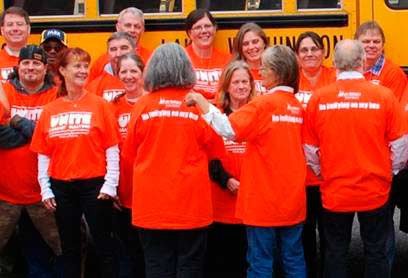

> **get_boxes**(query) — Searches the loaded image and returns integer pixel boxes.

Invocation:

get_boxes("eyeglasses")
[42,44,65,53]
[298,46,322,54]
[191,24,214,33]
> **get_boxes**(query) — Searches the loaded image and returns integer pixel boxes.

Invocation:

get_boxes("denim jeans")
[322,202,392,278]
[246,224,306,278]
[139,228,208,278]
[51,177,118,278]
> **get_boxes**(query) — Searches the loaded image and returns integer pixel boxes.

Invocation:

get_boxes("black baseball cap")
[19,44,48,64]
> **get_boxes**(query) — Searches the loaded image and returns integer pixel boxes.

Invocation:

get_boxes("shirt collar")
[366,54,385,76]
[337,71,364,80]
[265,86,294,95]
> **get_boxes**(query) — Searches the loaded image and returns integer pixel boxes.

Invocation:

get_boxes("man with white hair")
[88,7,151,82]
[303,39,408,278]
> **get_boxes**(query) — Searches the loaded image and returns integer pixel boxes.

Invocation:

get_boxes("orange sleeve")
[385,90,407,141]
[382,64,407,101]
[88,53,109,83]
[229,100,262,142]
[101,101,121,149]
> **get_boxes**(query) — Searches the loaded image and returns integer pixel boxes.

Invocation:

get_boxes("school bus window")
[4,0,77,15]
[99,0,182,14]
[387,0,408,9]
[196,0,282,11]
[297,0,341,9]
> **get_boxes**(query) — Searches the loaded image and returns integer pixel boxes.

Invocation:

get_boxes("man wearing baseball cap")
[0,44,62,277]
[40,29,67,72]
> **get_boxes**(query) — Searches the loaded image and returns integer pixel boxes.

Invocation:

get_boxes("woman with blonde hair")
[232,22,268,95]
[207,60,255,277]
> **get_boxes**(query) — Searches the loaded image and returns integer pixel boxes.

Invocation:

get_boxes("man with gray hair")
[303,39,408,278]
[88,7,151,81]
[86,31,135,102]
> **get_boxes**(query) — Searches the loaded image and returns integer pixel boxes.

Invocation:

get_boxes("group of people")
[0,4,407,278]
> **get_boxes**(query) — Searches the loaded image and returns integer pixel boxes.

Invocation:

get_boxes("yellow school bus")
[1,0,407,72]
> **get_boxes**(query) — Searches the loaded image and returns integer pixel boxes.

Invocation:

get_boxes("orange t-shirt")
[111,96,135,208]
[30,92,120,180]
[364,58,407,101]
[230,87,306,227]
[0,82,58,205]
[401,86,408,124]
[88,46,151,82]
[123,87,224,229]
[0,49,18,81]
[185,45,230,100]
[85,72,125,102]
[212,137,246,224]
[296,66,336,186]
[304,77,406,212]
[250,68,267,96]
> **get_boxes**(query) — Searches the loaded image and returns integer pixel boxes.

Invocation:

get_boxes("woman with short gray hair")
[186,45,307,278]
[123,42,224,278]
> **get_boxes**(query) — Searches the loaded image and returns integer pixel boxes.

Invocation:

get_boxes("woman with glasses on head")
[232,22,269,95]
[186,45,307,278]
[185,9,230,101]
[294,31,335,278]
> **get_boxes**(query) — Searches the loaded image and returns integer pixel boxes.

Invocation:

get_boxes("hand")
[9,114,23,127]
[227,178,240,194]
[112,196,123,211]
[97,192,112,200]
[184,92,210,113]
[43,197,57,212]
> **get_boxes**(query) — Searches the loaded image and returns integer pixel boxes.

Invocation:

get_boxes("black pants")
[112,208,145,278]
[205,223,247,278]
[139,228,208,278]
[302,186,325,278]
[51,177,118,278]
[322,202,392,278]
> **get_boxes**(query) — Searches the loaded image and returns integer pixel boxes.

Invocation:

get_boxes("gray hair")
[118,7,144,25]
[261,45,299,92]
[144,43,196,92]
[107,31,136,49]
[334,39,365,71]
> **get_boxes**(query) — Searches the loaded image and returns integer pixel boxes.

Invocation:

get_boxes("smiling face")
[188,15,216,50]
[59,56,89,88]
[296,37,324,72]
[118,58,143,95]
[357,30,384,66]
[116,12,144,45]
[241,31,266,67]
[18,59,46,88]
[228,68,252,103]
[1,13,30,49]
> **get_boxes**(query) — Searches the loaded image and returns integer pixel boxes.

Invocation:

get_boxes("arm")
[303,144,321,176]
[99,144,120,199]
[0,83,9,117]
[208,159,231,189]
[185,92,236,139]
[38,154,57,211]
[390,135,408,175]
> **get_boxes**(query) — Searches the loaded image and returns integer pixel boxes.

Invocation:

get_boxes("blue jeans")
[246,224,306,278]
[322,202,392,278]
